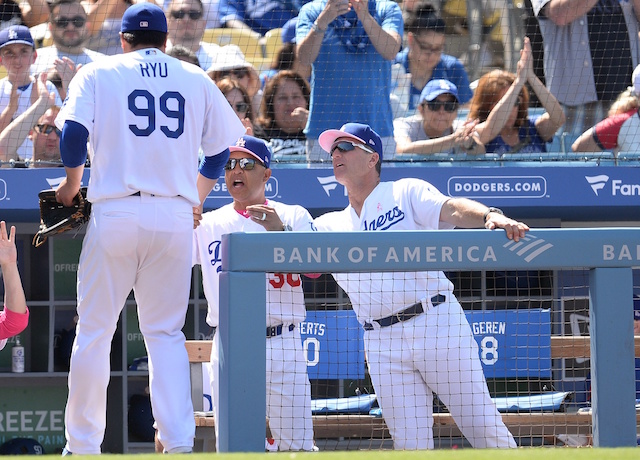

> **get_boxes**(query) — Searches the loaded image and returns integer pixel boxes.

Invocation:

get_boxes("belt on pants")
[266,323,295,338]
[130,191,156,197]
[363,294,447,331]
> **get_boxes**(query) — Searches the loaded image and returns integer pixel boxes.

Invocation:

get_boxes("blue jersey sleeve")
[60,120,89,168]
[199,149,230,179]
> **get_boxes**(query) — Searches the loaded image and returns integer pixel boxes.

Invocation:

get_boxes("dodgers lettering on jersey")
[363,205,405,231]
[313,178,456,323]
[194,200,314,328]
[207,240,222,273]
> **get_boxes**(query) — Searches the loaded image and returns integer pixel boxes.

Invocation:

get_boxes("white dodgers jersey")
[313,178,456,323]
[194,200,315,328]
[56,49,245,205]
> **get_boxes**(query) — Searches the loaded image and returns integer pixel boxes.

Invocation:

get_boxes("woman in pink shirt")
[0,221,29,349]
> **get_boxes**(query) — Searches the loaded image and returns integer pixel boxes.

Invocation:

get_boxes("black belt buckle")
[364,294,446,331]
[266,325,283,338]
[266,324,294,338]
[431,294,446,307]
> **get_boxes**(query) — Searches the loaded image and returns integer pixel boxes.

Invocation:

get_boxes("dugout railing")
[216,228,639,452]
[185,336,640,451]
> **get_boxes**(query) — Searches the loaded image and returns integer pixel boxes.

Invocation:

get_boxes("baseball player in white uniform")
[193,135,315,451]
[313,123,528,450]
[54,3,246,454]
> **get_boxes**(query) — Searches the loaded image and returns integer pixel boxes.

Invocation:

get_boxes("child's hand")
[7,82,18,112]
[0,221,17,267]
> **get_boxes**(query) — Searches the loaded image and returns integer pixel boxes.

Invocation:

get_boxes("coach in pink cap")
[318,122,383,161]
[314,121,528,450]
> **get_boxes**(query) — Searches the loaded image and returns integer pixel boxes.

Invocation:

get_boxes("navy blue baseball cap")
[230,135,272,169]
[121,3,168,34]
[420,79,459,103]
[281,17,297,44]
[634,294,640,321]
[318,123,383,160]
[0,25,35,50]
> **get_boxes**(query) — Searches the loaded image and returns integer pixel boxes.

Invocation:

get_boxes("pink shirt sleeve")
[0,307,30,340]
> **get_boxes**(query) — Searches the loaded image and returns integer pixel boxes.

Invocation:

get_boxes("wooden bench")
[187,337,640,450]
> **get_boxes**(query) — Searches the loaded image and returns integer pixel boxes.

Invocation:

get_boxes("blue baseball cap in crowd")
[318,123,383,160]
[634,294,640,321]
[230,135,272,169]
[281,17,297,44]
[420,79,459,103]
[121,3,168,34]
[0,25,35,50]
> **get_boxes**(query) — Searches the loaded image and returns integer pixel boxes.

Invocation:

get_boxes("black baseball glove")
[32,187,91,247]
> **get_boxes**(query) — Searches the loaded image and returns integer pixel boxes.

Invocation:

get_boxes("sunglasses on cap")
[425,100,458,113]
[34,124,61,136]
[221,68,249,79]
[170,9,203,20]
[53,16,87,28]
[224,157,262,171]
[330,141,376,156]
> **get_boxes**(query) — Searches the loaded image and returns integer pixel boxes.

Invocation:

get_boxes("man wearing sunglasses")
[394,79,479,156]
[193,135,316,451]
[166,0,220,70]
[314,122,528,450]
[32,0,105,93]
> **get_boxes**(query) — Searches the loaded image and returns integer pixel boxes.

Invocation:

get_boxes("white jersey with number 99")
[56,48,245,205]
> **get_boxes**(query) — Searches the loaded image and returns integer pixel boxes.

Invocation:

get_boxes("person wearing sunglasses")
[468,37,565,156]
[392,3,472,117]
[32,0,105,98]
[394,79,478,156]
[216,77,255,135]
[314,122,527,450]
[208,45,262,115]
[166,0,222,70]
[193,135,316,452]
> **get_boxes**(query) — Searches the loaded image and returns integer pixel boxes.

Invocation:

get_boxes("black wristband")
[483,207,503,222]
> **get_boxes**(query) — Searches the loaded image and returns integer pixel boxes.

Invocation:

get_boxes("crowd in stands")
[2,0,640,167]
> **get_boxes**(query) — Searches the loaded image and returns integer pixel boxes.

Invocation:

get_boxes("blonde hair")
[608,88,640,116]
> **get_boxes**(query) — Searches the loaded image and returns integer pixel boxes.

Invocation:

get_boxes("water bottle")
[12,336,24,373]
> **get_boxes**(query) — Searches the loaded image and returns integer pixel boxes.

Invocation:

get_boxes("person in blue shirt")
[393,2,472,116]
[296,0,403,161]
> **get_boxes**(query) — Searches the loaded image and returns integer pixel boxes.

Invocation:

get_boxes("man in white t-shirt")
[31,0,105,93]
[165,0,221,69]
